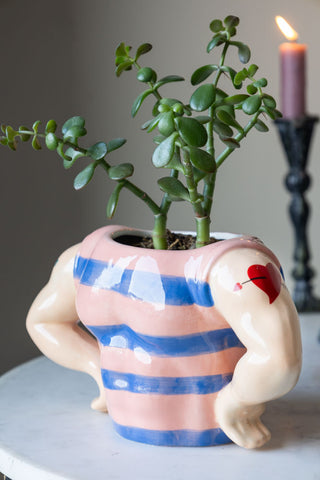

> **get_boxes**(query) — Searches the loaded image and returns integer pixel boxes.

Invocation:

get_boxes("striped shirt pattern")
[74,226,253,446]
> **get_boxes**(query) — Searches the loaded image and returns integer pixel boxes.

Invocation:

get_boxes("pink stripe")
[106,390,220,431]
[77,226,111,260]
[77,225,280,277]
[76,287,230,335]
[100,346,245,377]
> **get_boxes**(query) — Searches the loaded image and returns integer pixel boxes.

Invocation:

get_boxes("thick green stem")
[206,109,215,158]
[180,148,210,246]
[180,149,204,215]
[195,216,211,248]
[202,171,217,216]
[203,40,229,222]
[204,104,217,218]
[151,169,179,250]
[152,213,168,249]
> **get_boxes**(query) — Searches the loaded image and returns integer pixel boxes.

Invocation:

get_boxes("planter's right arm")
[26,244,106,412]
[209,247,302,449]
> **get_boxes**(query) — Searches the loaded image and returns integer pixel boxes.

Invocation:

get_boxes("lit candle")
[276,16,307,119]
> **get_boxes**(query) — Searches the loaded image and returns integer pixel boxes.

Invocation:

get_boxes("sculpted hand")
[91,390,108,412]
[215,383,271,449]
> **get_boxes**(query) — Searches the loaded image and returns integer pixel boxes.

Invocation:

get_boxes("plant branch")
[180,148,204,216]
[180,148,211,246]
[204,40,230,212]
[99,159,161,215]
[202,171,217,216]
[12,129,162,217]
[215,111,260,168]
[133,60,162,102]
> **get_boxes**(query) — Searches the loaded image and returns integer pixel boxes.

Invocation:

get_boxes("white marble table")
[0,314,319,480]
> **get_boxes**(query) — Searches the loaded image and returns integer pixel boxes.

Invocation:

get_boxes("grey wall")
[0,0,99,373]
[1,0,320,374]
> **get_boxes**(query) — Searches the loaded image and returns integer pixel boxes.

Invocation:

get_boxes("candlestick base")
[275,115,320,313]
[292,280,320,313]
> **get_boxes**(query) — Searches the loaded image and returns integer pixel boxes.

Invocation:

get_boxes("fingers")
[228,415,271,449]
[215,385,271,448]
[91,392,108,412]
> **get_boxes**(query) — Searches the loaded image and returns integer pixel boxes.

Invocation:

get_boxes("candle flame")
[275,16,299,41]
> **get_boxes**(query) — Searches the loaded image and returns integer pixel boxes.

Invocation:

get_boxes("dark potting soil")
[115,231,217,250]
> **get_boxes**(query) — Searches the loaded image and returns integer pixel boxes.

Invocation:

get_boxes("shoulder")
[209,244,284,308]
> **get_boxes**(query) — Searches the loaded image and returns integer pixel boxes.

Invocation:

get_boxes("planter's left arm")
[209,247,302,449]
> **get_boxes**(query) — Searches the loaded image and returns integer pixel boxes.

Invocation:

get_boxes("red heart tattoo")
[247,263,282,304]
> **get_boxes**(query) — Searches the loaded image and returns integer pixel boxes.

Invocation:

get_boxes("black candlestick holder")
[275,115,320,312]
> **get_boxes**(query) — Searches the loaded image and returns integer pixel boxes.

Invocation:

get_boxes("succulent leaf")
[108,163,134,180]
[107,182,125,218]
[175,117,207,147]
[106,138,127,153]
[157,176,190,201]
[87,142,108,160]
[187,147,216,173]
[190,84,216,112]
[242,95,262,115]
[74,163,95,190]
[131,89,153,117]
[152,132,178,168]
[62,116,85,136]
[191,65,219,85]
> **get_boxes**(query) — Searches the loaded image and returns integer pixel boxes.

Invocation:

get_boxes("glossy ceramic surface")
[26,225,302,449]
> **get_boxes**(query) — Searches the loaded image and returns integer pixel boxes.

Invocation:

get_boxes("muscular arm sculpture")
[26,245,107,412]
[210,247,302,448]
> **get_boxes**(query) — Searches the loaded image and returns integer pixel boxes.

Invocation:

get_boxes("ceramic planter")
[26,225,302,449]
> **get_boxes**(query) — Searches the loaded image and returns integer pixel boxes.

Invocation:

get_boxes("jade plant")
[0,15,280,249]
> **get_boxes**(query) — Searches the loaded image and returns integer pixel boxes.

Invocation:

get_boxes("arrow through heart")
[246,263,282,304]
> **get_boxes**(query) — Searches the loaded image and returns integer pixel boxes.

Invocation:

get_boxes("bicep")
[209,247,301,402]
[27,244,80,326]
[209,247,300,358]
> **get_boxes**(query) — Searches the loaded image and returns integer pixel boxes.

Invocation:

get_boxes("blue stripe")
[112,421,232,446]
[102,369,232,395]
[74,255,214,307]
[86,324,245,357]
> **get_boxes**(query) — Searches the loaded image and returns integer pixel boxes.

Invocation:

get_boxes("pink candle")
[276,16,307,119]
[280,42,306,118]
